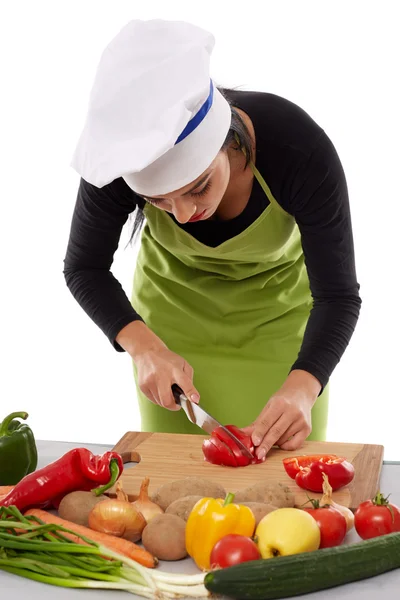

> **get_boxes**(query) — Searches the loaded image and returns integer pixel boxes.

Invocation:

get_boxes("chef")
[64,19,361,461]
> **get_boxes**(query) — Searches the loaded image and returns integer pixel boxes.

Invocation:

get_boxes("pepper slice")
[283,454,339,479]
[0,448,124,511]
[283,454,355,492]
[202,436,238,467]
[215,426,255,467]
[202,425,263,467]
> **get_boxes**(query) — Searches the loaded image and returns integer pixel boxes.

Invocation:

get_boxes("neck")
[213,109,256,220]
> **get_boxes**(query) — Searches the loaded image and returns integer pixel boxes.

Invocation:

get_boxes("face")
[142,151,231,223]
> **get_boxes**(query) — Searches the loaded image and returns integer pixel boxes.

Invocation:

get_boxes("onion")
[133,477,164,523]
[88,481,146,542]
[320,472,354,531]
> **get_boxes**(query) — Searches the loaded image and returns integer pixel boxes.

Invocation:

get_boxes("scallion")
[0,505,210,598]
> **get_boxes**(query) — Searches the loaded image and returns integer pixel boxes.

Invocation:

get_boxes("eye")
[191,181,211,198]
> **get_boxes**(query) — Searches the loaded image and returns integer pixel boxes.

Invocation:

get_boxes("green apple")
[255,507,321,558]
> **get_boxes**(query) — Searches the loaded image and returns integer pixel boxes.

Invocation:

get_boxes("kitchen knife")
[171,384,254,461]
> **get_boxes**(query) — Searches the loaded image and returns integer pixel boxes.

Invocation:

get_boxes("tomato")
[303,506,347,548]
[210,534,261,568]
[354,492,400,540]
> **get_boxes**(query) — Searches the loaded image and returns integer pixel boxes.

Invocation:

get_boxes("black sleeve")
[63,177,144,351]
[282,131,362,391]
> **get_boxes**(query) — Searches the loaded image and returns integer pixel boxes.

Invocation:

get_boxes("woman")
[64,19,361,461]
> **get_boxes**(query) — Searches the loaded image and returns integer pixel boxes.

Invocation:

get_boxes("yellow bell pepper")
[185,492,256,570]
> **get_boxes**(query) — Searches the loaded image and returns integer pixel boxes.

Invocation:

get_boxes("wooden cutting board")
[112,432,384,510]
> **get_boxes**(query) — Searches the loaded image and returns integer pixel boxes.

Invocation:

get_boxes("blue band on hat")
[175,79,214,145]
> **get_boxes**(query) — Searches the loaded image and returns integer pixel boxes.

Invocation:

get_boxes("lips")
[188,209,206,223]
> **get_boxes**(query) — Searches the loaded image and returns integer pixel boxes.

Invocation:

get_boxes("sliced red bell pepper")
[202,436,238,467]
[283,454,339,479]
[202,425,263,467]
[283,454,355,492]
[215,426,254,467]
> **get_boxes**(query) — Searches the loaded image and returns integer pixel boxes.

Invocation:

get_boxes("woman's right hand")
[116,321,200,411]
[134,347,200,410]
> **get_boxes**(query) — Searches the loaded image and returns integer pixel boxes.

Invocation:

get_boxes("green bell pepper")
[0,411,38,485]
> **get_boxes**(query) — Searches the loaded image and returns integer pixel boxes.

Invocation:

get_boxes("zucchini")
[204,532,400,599]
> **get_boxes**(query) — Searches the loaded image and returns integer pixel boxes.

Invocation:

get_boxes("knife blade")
[171,384,254,461]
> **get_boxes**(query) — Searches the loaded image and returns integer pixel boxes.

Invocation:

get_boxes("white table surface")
[1,439,400,599]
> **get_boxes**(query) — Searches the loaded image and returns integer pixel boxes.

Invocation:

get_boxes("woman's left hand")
[241,370,322,461]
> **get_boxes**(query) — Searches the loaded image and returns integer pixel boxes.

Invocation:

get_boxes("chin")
[202,209,216,221]
[205,201,222,219]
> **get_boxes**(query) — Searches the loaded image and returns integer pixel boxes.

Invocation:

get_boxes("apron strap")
[234,131,291,218]
[250,161,292,218]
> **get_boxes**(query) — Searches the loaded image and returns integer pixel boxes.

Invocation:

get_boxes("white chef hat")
[70,19,232,196]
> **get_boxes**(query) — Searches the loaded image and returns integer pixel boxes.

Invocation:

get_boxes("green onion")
[0,566,157,598]
[0,505,210,598]
[0,557,71,578]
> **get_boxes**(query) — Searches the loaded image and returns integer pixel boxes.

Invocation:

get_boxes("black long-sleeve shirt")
[63,89,361,390]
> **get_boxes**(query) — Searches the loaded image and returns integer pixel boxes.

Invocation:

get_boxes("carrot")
[24,508,158,568]
[0,486,13,501]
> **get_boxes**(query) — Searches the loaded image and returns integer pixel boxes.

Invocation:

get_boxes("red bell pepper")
[283,454,354,492]
[283,454,339,479]
[0,448,124,512]
[202,425,263,467]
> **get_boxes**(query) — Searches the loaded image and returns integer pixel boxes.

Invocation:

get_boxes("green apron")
[130,163,329,440]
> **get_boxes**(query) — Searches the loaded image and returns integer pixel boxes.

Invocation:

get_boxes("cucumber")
[204,532,400,599]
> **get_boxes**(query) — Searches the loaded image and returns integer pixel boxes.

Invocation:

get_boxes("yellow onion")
[133,476,164,523]
[320,472,354,531]
[88,482,146,542]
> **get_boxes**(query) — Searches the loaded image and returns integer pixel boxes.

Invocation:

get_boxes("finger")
[251,403,285,446]
[174,373,200,404]
[157,382,181,411]
[182,361,194,378]
[279,429,308,451]
[240,424,255,436]
[141,386,158,406]
[275,421,302,447]
[255,414,292,460]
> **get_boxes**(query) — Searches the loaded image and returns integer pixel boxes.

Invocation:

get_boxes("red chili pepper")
[283,454,355,492]
[202,425,263,467]
[0,448,123,512]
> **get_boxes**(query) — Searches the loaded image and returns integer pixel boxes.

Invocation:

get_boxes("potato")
[234,482,295,507]
[58,491,110,527]
[142,514,187,561]
[165,495,204,521]
[151,478,226,511]
[240,502,278,525]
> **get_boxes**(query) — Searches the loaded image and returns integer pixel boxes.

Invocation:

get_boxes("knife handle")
[171,384,185,406]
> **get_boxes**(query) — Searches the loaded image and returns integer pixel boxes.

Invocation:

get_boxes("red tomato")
[210,534,261,568]
[354,492,400,540]
[303,506,347,548]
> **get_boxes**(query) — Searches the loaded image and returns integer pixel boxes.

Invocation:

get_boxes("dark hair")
[127,87,252,244]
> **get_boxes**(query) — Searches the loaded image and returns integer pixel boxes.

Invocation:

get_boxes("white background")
[1,1,399,459]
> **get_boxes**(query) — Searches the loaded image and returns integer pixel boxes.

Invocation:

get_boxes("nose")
[172,199,197,224]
